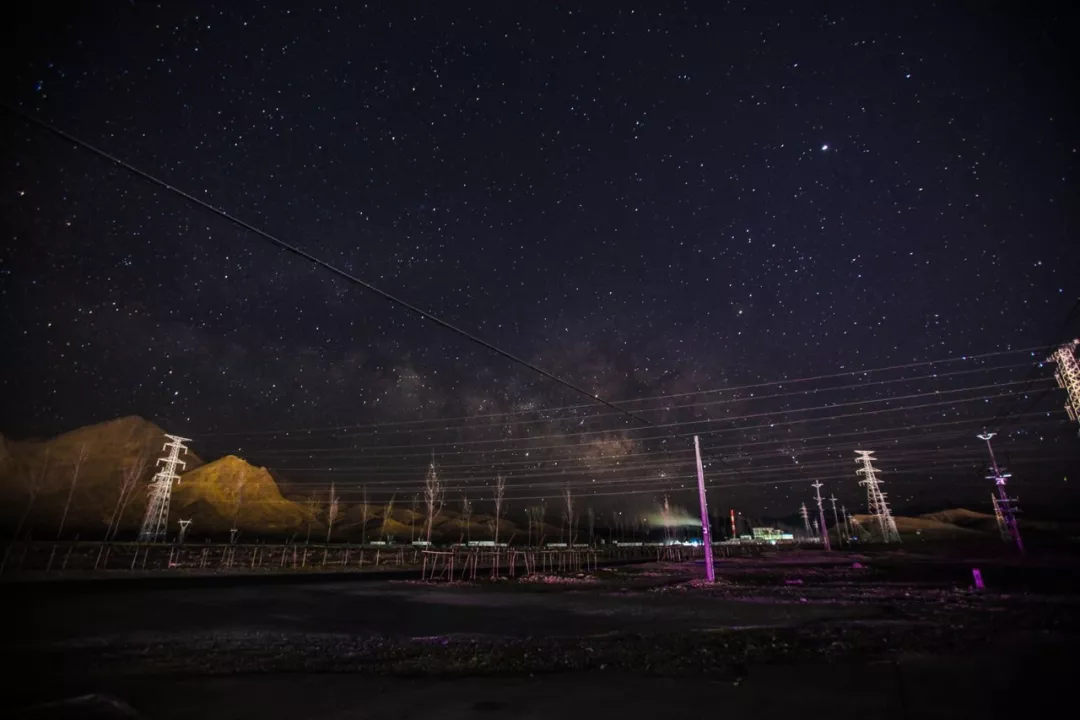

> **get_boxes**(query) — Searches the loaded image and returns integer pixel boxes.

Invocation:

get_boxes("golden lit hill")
[0,416,204,536]
[852,513,983,539]
[0,417,311,540]
[919,508,1000,533]
[172,455,313,536]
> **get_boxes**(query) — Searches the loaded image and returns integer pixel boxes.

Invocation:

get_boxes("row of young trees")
[303,459,601,547]
[14,444,600,547]
[13,443,147,543]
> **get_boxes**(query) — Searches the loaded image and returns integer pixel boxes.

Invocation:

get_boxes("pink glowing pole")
[693,436,715,583]
[978,432,1024,554]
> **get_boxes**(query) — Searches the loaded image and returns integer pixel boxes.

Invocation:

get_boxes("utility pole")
[841,505,853,540]
[800,502,812,540]
[828,494,843,546]
[812,481,831,550]
[693,436,715,582]
[977,432,1024,553]
[138,434,190,543]
[1048,339,1080,436]
[854,450,900,543]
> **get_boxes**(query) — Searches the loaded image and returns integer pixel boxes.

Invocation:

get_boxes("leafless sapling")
[57,444,89,540]
[380,494,396,542]
[12,449,49,542]
[230,467,248,538]
[359,484,371,546]
[563,483,575,545]
[326,482,341,543]
[460,493,472,545]
[493,473,506,545]
[423,458,444,544]
[106,448,150,540]
[305,491,317,544]
[409,493,420,543]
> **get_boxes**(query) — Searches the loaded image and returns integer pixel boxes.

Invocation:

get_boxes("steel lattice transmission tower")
[799,502,812,539]
[977,432,1023,553]
[854,450,900,543]
[1048,339,1080,436]
[811,481,831,550]
[138,434,191,543]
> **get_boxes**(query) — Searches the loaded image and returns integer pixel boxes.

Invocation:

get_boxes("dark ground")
[4,551,1078,718]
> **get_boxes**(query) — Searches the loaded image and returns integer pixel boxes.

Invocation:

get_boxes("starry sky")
[2,1,1078,520]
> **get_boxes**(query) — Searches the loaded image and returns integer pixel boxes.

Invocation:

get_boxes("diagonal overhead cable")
[2,104,657,427]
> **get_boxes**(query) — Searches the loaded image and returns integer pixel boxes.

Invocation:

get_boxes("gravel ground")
[9,556,1078,679]
[7,555,1079,717]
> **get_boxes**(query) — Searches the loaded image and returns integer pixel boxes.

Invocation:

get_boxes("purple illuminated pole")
[693,435,715,583]
[977,432,1024,554]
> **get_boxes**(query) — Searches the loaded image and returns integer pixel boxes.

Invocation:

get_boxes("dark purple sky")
[2,1,1078,518]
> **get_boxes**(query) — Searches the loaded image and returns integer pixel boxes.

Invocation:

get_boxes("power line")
[249,411,1066,487]
[239,389,1049,468]
[201,360,1038,445]
[197,348,1044,438]
[260,410,1063,474]
[991,298,1080,433]
[265,421,1071,496]
[231,380,1048,456]
[271,421,1070,484]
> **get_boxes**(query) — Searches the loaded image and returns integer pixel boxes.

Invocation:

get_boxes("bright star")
[821,144,829,151]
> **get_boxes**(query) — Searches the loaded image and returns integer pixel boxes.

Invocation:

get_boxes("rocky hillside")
[0,416,203,537]
[172,455,313,537]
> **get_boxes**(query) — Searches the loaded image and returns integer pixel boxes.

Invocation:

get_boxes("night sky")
[3,1,1078,519]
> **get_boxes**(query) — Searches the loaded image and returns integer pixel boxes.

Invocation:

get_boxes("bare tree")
[537,499,548,545]
[563,483,575,545]
[409,493,420,544]
[460,494,473,545]
[661,494,673,544]
[492,473,506,545]
[230,467,248,537]
[359,485,371,546]
[106,448,150,540]
[423,458,444,544]
[13,449,49,543]
[326,482,341,543]
[57,444,89,540]
[380,494,396,542]
[305,491,317,544]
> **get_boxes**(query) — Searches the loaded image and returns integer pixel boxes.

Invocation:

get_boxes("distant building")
[752,527,795,543]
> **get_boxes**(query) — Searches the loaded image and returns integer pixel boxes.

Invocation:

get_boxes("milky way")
[2,1,1078,518]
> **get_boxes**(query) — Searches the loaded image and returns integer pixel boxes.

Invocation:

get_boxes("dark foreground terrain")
[4,550,1078,718]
